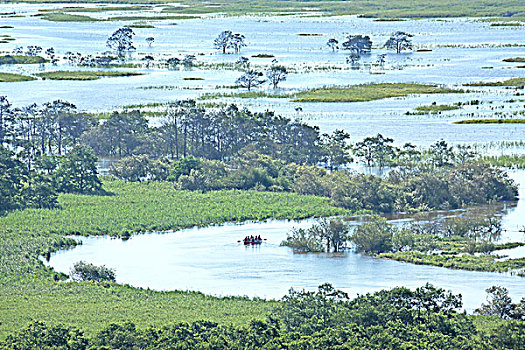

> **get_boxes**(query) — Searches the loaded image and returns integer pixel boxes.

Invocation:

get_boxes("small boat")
[243,239,263,245]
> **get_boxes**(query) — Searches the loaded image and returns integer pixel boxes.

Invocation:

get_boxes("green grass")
[0,72,36,82]
[465,77,525,87]
[503,57,525,63]
[414,104,461,112]
[379,251,525,275]
[38,5,150,13]
[16,0,525,19]
[0,55,48,65]
[36,71,142,80]
[34,12,101,22]
[480,155,525,169]
[454,118,525,124]
[106,15,200,21]
[124,23,155,28]
[0,180,346,338]
[291,83,461,103]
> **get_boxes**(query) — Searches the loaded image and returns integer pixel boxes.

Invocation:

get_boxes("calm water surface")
[46,171,525,311]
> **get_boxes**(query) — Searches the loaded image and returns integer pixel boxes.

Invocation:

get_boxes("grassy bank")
[36,71,142,80]
[291,83,460,103]
[0,180,346,338]
[454,118,525,124]
[0,55,48,65]
[379,251,525,275]
[0,72,35,82]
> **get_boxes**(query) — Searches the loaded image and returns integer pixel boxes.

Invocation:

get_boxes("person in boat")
[250,235,254,243]
[243,236,250,244]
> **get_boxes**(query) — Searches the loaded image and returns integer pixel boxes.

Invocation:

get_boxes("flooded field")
[1,4,525,147]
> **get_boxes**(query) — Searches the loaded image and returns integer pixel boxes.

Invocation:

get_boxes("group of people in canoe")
[243,235,263,245]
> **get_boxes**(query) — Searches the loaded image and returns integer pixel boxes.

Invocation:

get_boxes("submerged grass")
[454,118,525,124]
[291,83,461,103]
[16,0,525,19]
[465,77,525,87]
[0,72,36,82]
[480,155,525,169]
[503,57,525,63]
[0,55,48,65]
[36,71,142,80]
[415,104,461,112]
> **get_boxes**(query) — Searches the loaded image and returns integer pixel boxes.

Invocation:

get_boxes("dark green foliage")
[70,261,116,282]
[55,145,101,194]
[0,146,26,213]
[4,284,521,349]
[2,321,88,350]
[281,217,350,252]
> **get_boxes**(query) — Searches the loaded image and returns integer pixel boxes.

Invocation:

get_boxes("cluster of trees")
[0,97,103,213]
[2,97,516,215]
[327,31,413,64]
[0,144,101,214]
[3,284,523,349]
[282,206,508,255]
[281,218,350,253]
[235,64,288,90]
[214,30,246,54]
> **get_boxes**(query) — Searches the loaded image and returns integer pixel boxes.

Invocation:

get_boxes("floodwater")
[4,4,525,306]
[45,171,525,311]
[1,5,525,146]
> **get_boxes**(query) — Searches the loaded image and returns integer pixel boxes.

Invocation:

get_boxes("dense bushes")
[2,284,523,350]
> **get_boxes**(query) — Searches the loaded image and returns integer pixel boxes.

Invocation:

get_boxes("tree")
[281,218,350,253]
[235,70,265,91]
[350,215,395,253]
[214,31,246,54]
[145,36,154,47]
[236,56,250,68]
[70,261,115,282]
[182,54,196,67]
[106,27,135,55]
[142,55,154,68]
[476,286,517,319]
[323,129,352,170]
[0,146,26,213]
[430,139,454,167]
[353,133,395,168]
[266,65,287,89]
[342,35,372,54]
[326,38,339,51]
[55,145,102,194]
[109,155,152,182]
[0,96,14,145]
[229,33,246,53]
[214,30,233,54]
[385,31,413,53]
[166,57,180,68]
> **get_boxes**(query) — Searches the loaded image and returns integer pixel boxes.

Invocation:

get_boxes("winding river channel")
[46,170,525,311]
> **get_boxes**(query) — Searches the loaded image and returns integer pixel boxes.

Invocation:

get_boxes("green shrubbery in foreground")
[1,284,524,349]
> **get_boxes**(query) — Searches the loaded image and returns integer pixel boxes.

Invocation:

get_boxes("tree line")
[1,96,517,215]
